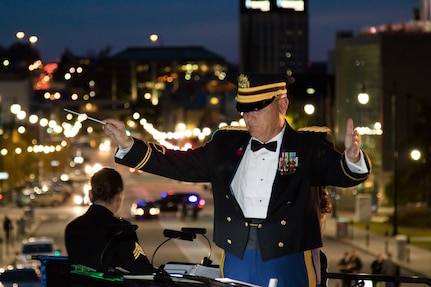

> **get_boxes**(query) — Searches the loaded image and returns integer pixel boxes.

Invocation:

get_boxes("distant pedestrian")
[371,254,384,287]
[350,249,362,273]
[381,253,399,287]
[338,251,353,287]
[3,216,12,244]
[349,249,363,286]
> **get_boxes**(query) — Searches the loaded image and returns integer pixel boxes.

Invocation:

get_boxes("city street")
[0,148,427,286]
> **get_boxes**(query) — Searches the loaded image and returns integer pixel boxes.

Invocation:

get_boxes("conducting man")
[103,73,371,286]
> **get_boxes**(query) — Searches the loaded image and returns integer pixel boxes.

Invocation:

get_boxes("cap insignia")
[237,74,250,89]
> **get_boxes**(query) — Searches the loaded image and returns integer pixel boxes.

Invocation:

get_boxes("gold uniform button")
[227,217,232,222]
[257,223,262,228]
[227,239,232,244]
[225,194,230,199]
[245,222,249,227]
[278,242,284,248]
[280,220,287,225]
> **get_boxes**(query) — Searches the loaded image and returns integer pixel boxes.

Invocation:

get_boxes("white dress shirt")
[230,129,285,219]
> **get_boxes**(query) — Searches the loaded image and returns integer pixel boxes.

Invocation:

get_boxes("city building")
[239,0,335,130]
[110,46,235,135]
[334,7,431,208]
[239,0,309,75]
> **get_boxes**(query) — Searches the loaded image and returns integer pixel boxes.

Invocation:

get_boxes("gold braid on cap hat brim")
[236,82,287,103]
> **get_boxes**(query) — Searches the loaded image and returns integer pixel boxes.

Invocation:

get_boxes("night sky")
[0,0,418,64]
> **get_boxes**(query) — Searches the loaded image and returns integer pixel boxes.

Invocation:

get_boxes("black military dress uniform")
[65,204,153,274]
[114,122,371,261]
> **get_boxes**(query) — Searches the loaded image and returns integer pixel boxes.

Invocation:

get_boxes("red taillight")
[198,199,205,208]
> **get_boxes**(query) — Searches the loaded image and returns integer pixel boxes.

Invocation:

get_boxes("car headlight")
[149,207,160,216]
[73,195,83,205]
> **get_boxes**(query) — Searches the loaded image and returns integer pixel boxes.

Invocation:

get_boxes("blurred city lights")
[10,104,21,114]
[357,92,369,105]
[304,104,315,115]
[410,149,421,161]
[150,34,159,43]
[16,31,25,39]
[29,35,38,44]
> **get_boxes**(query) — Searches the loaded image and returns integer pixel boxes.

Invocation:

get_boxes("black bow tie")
[251,139,277,152]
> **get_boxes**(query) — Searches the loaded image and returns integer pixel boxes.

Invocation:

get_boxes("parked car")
[0,267,40,287]
[155,192,205,219]
[15,237,60,269]
[130,200,160,219]
[14,183,44,207]
[29,191,65,207]
[48,179,73,200]
[14,179,71,207]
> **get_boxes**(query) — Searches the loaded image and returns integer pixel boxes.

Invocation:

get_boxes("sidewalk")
[323,208,431,279]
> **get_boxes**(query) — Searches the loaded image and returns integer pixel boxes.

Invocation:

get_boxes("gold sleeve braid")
[134,142,166,170]
[339,154,371,181]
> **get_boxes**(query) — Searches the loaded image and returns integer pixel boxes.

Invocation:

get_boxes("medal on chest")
[278,151,298,175]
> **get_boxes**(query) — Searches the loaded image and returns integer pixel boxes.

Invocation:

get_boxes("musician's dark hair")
[90,167,123,203]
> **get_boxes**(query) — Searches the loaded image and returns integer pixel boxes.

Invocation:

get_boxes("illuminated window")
[276,0,304,11]
[245,0,270,12]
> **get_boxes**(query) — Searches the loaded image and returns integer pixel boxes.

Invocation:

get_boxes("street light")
[410,149,421,161]
[303,104,315,115]
[16,31,25,40]
[150,34,159,44]
[357,92,369,105]
[29,35,38,45]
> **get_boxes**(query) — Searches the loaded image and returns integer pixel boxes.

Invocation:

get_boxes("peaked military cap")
[234,73,295,112]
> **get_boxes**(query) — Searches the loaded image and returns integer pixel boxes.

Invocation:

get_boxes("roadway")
[0,150,427,286]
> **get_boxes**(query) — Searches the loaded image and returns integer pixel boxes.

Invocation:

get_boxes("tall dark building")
[334,11,431,210]
[240,0,309,75]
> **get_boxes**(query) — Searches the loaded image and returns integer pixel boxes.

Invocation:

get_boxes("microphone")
[163,229,196,241]
[181,227,213,266]
[181,227,206,235]
[151,229,196,266]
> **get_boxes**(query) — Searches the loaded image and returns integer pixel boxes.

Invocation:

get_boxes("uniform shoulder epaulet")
[297,126,330,133]
[219,125,248,131]
[211,125,248,140]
